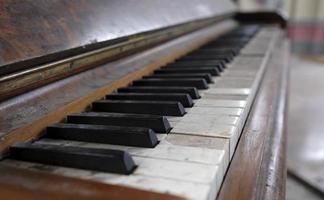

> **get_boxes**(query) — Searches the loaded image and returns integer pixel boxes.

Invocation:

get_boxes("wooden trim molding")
[217,33,289,200]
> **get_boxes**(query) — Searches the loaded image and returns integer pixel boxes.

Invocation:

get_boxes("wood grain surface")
[0,0,235,75]
[217,32,288,200]
[0,164,184,200]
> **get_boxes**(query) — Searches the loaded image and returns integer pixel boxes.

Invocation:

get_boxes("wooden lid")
[0,0,236,75]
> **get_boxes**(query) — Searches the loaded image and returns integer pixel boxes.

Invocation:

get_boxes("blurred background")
[239,0,324,199]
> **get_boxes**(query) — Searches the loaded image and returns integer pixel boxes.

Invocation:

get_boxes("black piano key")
[67,112,171,133]
[231,25,259,36]
[132,78,209,89]
[207,40,248,48]
[118,86,200,99]
[212,37,251,43]
[201,45,241,53]
[10,142,136,174]
[183,52,234,62]
[189,49,238,56]
[180,54,232,63]
[106,93,193,108]
[45,123,159,148]
[171,59,226,67]
[166,61,225,72]
[202,43,245,49]
[92,100,186,116]
[156,67,219,76]
[143,73,213,83]
[217,36,252,41]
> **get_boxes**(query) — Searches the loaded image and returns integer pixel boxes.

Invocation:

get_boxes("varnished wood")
[0,17,225,101]
[0,21,237,155]
[0,164,184,200]
[0,0,235,75]
[217,33,288,200]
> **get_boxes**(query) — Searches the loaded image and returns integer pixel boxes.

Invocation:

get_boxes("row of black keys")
[9,25,260,175]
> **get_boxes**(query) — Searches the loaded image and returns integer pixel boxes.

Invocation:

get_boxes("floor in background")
[287,55,324,199]
[286,175,323,200]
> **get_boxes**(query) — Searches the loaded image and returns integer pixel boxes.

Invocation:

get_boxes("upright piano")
[0,0,288,199]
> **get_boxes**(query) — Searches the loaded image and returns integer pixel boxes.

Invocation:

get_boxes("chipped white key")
[164,134,230,170]
[171,122,239,157]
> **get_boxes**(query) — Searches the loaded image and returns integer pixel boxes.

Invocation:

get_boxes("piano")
[0,0,288,199]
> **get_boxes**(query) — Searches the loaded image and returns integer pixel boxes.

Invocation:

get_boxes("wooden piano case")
[0,0,288,199]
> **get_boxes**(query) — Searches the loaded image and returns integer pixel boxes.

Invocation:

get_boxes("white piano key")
[222,69,258,78]
[120,175,215,200]
[187,106,244,116]
[164,134,230,170]
[35,136,227,199]
[240,28,278,55]
[195,99,246,108]
[2,160,214,200]
[200,88,250,101]
[13,157,220,199]
[229,57,264,71]
[201,88,251,95]
[38,138,226,167]
[171,122,239,156]
[132,157,220,186]
[177,113,239,126]
[168,112,239,123]
[200,94,248,100]
[211,77,254,88]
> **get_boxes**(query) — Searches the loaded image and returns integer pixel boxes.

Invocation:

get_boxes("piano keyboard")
[3,25,280,200]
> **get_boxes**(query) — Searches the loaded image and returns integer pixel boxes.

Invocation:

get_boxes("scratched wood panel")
[0,0,235,75]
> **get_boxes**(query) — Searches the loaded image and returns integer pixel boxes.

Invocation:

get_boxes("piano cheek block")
[9,143,137,174]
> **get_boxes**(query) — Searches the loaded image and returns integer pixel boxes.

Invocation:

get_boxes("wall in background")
[287,0,324,55]
[238,0,324,55]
